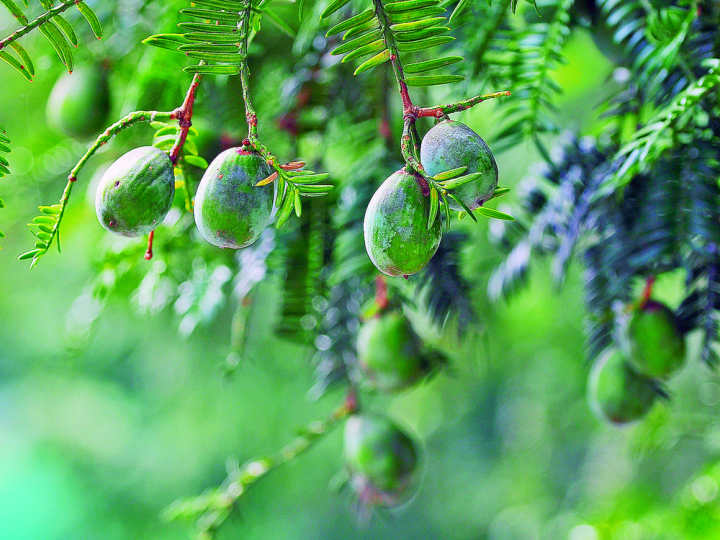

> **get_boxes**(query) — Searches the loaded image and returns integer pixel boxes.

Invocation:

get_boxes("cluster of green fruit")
[47,67,276,248]
[95,144,276,249]
[589,298,686,425]
[341,308,442,507]
[364,119,498,277]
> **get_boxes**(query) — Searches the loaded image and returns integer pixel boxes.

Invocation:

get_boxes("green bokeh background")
[2,4,720,539]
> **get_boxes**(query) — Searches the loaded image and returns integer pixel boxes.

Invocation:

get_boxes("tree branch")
[0,0,76,51]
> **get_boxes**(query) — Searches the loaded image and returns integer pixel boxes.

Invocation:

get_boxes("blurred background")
[2,1,720,539]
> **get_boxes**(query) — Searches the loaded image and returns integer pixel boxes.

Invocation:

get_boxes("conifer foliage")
[1,0,719,537]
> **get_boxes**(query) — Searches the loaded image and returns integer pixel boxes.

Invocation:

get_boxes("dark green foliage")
[493,1,720,366]
[416,232,475,333]
[274,198,330,344]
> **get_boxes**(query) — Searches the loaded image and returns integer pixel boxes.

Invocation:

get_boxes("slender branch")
[372,0,414,114]
[169,72,202,165]
[417,91,512,118]
[239,1,257,138]
[0,0,76,51]
[165,392,358,539]
[69,110,174,182]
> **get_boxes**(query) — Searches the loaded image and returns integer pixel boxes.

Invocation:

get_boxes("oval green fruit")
[194,148,275,249]
[95,146,175,237]
[627,300,685,379]
[356,311,426,392]
[588,349,657,425]
[47,66,110,139]
[420,120,498,211]
[344,414,418,506]
[363,169,442,276]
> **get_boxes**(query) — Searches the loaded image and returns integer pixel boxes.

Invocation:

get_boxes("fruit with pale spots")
[364,169,442,276]
[95,146,175,237]
[420,120,498,211]
[194,148,275,249]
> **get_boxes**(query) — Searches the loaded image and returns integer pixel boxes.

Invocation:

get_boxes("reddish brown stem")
[145,230,155,261]
[375,275,389,314]
[640,276,656,306]
[169,73,202,165]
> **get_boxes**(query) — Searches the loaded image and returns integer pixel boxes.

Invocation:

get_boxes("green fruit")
[344,414,418,506]
[588,349,657,425]
[627,300,685,379]
[420,120,498,211]
[194,148,275,249]
[356,311,426,392]
[95,146,175,237]
[47,66,110,139]
[363,169,442,277]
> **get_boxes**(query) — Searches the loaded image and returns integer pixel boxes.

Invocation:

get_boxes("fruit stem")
[640,275,656,308]
[144,230,155,261]
[164,392,358,538]
[169,72,202,165]
[0,0,77,51]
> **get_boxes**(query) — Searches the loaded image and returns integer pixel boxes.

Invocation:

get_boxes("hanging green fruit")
[364,169,442,277]
[194,148,275,249]
[420,120,498,211]
[588,349,658,425]
[356,311,428,392]
[343,414,419,507]
[47,65,111,140]
[95,146,175,237]
[627,299,686,379]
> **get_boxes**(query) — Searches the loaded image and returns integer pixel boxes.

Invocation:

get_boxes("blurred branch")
[164,392,358,539]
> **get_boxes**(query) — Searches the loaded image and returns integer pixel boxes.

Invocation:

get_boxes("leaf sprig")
[323,0,465,86]
[143,0,296,76]
[0,0,103,80]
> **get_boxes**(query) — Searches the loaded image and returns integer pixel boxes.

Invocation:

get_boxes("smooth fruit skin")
[588,349,657,425]
[95,146,175,237]
[356,311,425,392]
[627,300,685,379]
[420,120,498,210]
[194,148,275,249]
[344,414,418,505]
[363,169,442,276]
[47,66,110,139]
